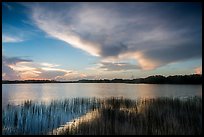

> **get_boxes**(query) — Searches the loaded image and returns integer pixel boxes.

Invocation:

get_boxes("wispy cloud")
[2,35,24,43]
[99,62,140,71]
[3,2,13,10]
[2,23,40,43]
[24,3,201,70]
[40,63,60,68]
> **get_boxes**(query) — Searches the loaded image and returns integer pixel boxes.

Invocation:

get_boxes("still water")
[2,83,202,108]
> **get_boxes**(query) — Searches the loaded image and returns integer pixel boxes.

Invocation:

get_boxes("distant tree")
[2,74,202,84]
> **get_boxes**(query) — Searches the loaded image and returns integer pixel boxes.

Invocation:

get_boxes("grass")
[2,98,100,135]
[2,97,202,135]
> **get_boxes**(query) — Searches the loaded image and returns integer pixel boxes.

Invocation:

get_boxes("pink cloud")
[194,66,202,74]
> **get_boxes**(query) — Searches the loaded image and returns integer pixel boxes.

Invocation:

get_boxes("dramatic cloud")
[2,56,32,80]
[25,3,201,70]
[8,61,69,80]
[2,55,89,80]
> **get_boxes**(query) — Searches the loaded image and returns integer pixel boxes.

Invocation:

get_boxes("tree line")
[2,74,202,84]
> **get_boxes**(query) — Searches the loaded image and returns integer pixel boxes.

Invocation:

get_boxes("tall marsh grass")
[2,98,100,135]
[2,97,202,135]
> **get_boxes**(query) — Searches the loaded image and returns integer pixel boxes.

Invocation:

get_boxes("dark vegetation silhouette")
[2,74,202,84]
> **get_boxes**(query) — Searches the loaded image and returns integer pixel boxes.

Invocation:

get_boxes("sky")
[2,2,202,81]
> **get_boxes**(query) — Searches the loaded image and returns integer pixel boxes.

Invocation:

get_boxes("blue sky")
[2,2,202,80]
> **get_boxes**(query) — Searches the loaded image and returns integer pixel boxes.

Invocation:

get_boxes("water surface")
[2,83,202,108]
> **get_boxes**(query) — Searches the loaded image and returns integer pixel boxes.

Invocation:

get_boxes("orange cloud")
[5,59,91,81]
[194,66,202,74]
[118,51,162,70]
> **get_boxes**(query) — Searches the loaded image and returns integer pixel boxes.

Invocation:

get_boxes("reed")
[2,96,202,135]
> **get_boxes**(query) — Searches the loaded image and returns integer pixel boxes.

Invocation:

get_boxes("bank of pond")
[2,96,202,135]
